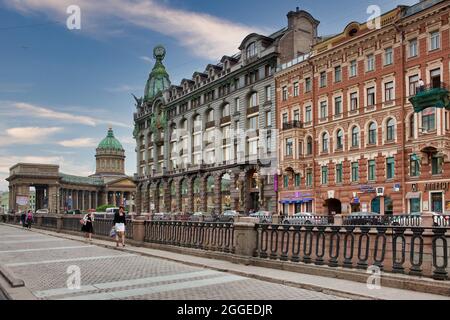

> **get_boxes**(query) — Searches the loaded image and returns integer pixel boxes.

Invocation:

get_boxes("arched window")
[249,92,258,108]
[246,42,257,59]
[386,118,395,141]
[193,115,201,131]
[207,109,214,122]
[336,129,343,150]
[322,132,329,152]
[409,114,415,138]
[368,122,377,145]
[222,103,230,118]
[351,126,359,147]
[306,136,313,155]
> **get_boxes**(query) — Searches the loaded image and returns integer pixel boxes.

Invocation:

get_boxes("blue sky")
[0,0,417,190]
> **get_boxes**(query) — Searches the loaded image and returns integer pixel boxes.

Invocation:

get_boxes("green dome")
[144,45,171,102]
[98,128,124,151]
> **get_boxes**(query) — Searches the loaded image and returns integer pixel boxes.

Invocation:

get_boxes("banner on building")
[16,195,29,206]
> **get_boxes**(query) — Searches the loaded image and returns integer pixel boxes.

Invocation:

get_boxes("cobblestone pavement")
[0,224,345,300]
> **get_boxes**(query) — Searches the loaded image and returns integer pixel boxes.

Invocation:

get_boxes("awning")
[406,192,421,199]
[302,198,313,202]
[279,199,303,204]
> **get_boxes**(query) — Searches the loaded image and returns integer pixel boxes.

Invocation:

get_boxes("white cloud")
[58,138,97,148]
[140,56,154,64]
[0,126,63,147]
[0,101,132,128]
[3,0,262,59]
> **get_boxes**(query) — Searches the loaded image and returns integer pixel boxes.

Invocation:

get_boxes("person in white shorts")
[113,206,127,247]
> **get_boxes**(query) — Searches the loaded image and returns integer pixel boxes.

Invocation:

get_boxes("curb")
[0,265,25,288]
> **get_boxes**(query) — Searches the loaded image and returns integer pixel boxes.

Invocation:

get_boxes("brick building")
[276,0,450,216]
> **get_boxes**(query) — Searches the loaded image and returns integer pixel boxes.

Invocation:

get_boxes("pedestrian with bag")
[113,206,127,247]
[20,211,26,228]
[81,212,95,241]
[26,210,33,229]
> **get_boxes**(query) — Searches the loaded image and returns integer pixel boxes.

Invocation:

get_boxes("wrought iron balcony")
[282,120,303,131]
[409,82,450,113]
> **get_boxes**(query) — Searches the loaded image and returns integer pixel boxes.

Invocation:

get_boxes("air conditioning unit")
[376,187,384,196]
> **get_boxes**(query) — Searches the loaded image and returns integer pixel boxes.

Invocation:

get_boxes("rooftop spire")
[144,45,171,102]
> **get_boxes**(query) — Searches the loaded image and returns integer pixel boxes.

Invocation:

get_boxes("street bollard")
[132,217,146,243]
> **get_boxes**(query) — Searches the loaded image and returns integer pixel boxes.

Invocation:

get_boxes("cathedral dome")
[144,45,171,102]
[97,128,124,151]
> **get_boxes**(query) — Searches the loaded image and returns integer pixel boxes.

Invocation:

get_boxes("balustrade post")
[56,216,63,232]
[432,228,448,280]
[233,217,258,257]
[132,217,146,243]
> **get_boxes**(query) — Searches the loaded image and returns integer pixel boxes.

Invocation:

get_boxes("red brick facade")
[275,1,450,216]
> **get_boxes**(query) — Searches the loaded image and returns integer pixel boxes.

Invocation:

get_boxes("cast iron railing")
[144,220,234,253]
[255,223,449,280]
[41,216,57,228]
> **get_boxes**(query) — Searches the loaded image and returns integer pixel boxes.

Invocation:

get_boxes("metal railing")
[255,223,449,280]
[41,216,57,228]
[283,215,333,225]
[282,121,303,131]
[144,221,234,253]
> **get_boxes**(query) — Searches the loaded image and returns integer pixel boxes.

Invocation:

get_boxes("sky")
[0,0,418,191]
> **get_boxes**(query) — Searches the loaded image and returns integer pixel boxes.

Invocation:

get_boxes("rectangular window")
[265,110,272,127]
[320,101,327,119]
[295,174,301,187]
[320,71,327,88]
[432,156,443,175]
[386,157,395,179]
[265,86,272,101]
[336,163,342,184]
[431,192,443,213]
[282,113,288,124]
[306,169,312,186]
[321,166,328,185]
[367,87,375,106]
[409,38,418,57]
[283,175,289,188]
[351,162,359,182]
[235,98,240,113]
[409,75,419,96]
[334,66,342,82]
[430,31,440,51]
[305,106,312,123]
[282,86,288,101]
[350,92,358,111]
[349,60,357,77]
[410,155,419,177]
[293,82,299,97]
[367,54,375,72]
[368,160,376,181]
[247,116,259,130]
[334,96,342,115]
[285,138,293,156]
[422,107,436,132]
[305,77,312,92]
[385,81,394,102]
[384,47,393,65]
[293,110,300,122]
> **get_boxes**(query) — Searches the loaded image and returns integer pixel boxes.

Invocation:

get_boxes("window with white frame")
[334,96,342,115]
[384,81,394,102]
[366,54,375,72]
[351,126,359,147]
[246,42,257,58]
[320,71,327,88]
[367,87,375,106]
[322,132,329,152]
[386,118,395,141]
[409,38,418,57]
[349,60,357,77]
[350,92,358,111]
[305,106,312,123]
[265,86,272,101]
[285,138,293,156]
[282,86,288,101]
[409,75,419,96]
[336,129,343,150]
[320,101,327,119]
[334,66,342,82]
[422,107,436,132]
[293,82,299,97]
[430,31,440,51]
[368,122,377,145]
[384,47,393,65]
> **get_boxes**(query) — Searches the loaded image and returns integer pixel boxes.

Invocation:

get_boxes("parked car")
[282,212,329,225]
[343,212,381,225]
[35,209,49,215]
[152,212,171,221]
[249,211,272,223]
[65,209,82,215]
[217,210,239,222]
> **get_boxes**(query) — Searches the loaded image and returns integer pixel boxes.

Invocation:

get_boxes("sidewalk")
[4,224,449,300]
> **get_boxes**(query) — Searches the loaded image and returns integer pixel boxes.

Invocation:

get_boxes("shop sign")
[393,183,400,192]
[423,201,429,211]
[425,182,450,192]
[360,185,376,193]
[327,190,335,199]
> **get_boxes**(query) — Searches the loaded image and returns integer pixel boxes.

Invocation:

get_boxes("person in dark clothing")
[81,212,95,241]
[26,210,33,229]
[20,212,27,228]
[113,206,127,247]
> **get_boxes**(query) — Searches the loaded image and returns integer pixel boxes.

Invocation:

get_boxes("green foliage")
[96,204,115,212]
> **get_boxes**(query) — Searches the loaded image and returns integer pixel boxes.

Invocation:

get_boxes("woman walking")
[81,212,95,241]
[113,206,127,247]
[26,210,33,229]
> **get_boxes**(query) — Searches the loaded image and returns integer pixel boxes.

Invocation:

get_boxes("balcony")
[409,82,450,113]
[247,105,259,115]
[205,120,216,129]
[220,116,231,125]
[282,120,303,131]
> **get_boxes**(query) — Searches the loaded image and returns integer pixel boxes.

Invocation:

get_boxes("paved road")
[0,224,344,300]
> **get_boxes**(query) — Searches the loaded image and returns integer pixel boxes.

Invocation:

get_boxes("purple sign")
[274,174,278,192]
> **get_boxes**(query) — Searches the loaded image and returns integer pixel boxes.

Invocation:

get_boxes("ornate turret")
[94,128,126,176]
[144,45,171,102]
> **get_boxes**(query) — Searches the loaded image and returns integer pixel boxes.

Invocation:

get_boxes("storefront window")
[207,176,215,213]
[432,156,443,175]
[221,173,231,212]
[410,198,420,213]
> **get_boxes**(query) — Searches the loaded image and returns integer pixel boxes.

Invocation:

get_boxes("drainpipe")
[395,23,407,214]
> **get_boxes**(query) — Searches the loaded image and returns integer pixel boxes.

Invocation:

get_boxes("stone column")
[238,172,247,213]
[163,180,171,213]
[112,192,117,207]
[132,217,146,242]
[120,192,124,207]
[214,174,222,214]
[258,177,265,210]
[72,190,77,210]
[200,175,208,213]
[233,217,259,257]
[135,185,142,215]
[175,179,182,213]
[142,183,149,213]
[187,176,194,214]
[48,185,58,214]
[8,186,13,212]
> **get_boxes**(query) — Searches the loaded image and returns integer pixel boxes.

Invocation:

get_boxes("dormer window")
[246,42,257,59]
